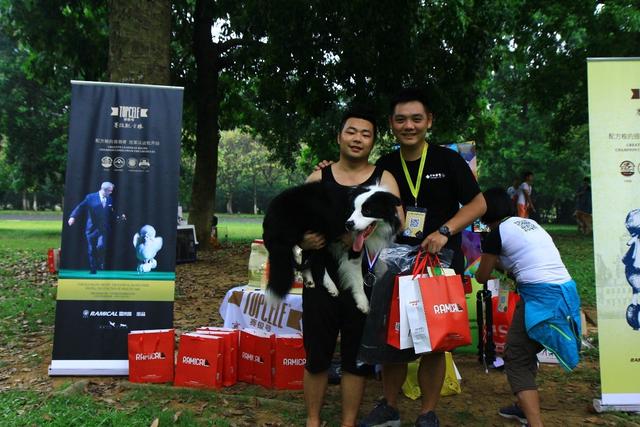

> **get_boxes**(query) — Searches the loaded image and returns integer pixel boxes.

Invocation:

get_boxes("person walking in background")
[574,177,592,235]
[516,171,534,218]
[476,187,581,427]
[506,177,520,207]
[68,181,125,274]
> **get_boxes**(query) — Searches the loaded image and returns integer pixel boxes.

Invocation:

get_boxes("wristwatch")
[438,225,451,238]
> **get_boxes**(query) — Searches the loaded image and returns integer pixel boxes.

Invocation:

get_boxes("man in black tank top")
[302,108,402,427]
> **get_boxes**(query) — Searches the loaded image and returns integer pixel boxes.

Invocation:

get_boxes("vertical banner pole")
[588,58,640,412]
[49,81,183,375]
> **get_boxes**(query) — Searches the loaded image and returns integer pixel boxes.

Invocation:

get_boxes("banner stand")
[49,81,183,376]
[588,58,640,411]
[593,400,640,414]
[49,360,128,376]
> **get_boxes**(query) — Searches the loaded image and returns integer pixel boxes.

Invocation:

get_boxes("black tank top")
[321,164,384,224]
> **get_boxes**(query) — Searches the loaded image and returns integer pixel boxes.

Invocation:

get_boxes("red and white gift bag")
[196,327,240,386]
[491,291,520,353]
[128,329,174,383]
[174,333,223,389]
[273,334,305,390]
[238,328,275,388]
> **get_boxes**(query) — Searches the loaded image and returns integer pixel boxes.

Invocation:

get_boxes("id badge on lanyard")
[400,143,429,239]
[403,206,427,239]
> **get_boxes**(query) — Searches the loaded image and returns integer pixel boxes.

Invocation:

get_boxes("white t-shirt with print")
[482,217,571,285]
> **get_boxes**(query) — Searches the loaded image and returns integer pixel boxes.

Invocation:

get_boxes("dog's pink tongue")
[352,224,375,253]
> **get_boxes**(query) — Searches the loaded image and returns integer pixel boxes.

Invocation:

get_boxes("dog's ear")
[379,191,402,207]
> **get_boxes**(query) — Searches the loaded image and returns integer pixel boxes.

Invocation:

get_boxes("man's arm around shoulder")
[306,169,322,183]
[380,170,405,230]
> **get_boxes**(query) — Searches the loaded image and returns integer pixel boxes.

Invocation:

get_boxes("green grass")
[0,220,62,250]
[215,218,262,243]
[0,388,211,426]
[0,210,62,216]
[544,225,595,306]
[0,248,57,347]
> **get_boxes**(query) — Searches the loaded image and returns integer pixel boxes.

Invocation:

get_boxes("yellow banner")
[57,279,175,301]
[588,58,640,407]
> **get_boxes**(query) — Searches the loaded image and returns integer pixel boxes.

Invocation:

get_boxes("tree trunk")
[253,175,258,214]
[32,193,38,211]
[22,192,28,210]
[108,0,171,84]
[226,194,233,214]
[188,0,221,248]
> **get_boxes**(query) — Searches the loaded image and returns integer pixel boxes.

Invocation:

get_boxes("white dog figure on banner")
[133,225,163,273]
[624,209,640,330]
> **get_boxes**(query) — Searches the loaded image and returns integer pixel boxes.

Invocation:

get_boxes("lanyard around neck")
[400,142,428,206]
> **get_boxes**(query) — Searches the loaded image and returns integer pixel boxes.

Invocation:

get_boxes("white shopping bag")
[402,266,456,354]
[398,274,429,350]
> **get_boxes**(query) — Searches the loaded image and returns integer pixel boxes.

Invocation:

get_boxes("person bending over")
[475,188,581,427]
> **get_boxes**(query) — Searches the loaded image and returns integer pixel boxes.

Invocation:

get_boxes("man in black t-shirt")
[359,89,486,427]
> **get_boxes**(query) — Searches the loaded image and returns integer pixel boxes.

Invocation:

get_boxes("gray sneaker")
[415,411,440,427]
[498,403,527,424]
[358,399,401,427]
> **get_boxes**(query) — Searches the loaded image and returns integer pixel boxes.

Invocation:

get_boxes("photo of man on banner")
[67,181,126,274]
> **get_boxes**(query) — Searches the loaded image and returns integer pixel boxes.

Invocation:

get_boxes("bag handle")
[137,334,162,352]
[412,249,429,277]
[425,253,446,276]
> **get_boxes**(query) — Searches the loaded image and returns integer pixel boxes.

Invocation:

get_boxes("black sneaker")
[415,411,439,427]
[498,403,527,424]
[358,399,401,427]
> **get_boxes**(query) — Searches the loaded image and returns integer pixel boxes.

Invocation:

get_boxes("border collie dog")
[263,182,401,313]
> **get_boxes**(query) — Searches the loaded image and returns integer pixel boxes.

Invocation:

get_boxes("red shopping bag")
[273,334,306,390]
[196,328,239,386]
[387,251,429,349]
[417,257,471,352]
[128,329,174,383]
[491,291,520,353]
[174,333,223,389]
[386,274,403,349]
[238,329,275,388]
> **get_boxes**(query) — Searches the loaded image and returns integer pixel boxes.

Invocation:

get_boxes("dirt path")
[2,245,636,426]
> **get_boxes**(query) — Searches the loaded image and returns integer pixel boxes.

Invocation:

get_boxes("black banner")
[50,81,183,375]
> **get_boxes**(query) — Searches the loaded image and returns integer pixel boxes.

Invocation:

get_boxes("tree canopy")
[0,1,639,226]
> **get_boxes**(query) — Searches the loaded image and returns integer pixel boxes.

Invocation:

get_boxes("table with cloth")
[219,285,303,335]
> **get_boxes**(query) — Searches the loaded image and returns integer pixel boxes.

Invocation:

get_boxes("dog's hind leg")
[333,247,369,313]
[350,280,369,313]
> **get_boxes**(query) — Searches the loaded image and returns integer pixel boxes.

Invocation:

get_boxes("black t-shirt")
[376,144,480,253]
[481,225,502,255]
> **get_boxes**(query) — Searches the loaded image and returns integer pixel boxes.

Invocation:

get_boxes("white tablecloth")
[219,286,303,334]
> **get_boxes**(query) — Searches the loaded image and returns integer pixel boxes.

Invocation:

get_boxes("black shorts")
[302,284,371,376]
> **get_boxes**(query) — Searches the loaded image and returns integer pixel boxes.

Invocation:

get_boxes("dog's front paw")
[323,273,339,296]
[354,294,369,313]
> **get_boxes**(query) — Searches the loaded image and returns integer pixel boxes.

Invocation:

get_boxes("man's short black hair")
[522,171,534,181]
[389,87,432,115]
[481,187,515,224]
[339,107,377,139]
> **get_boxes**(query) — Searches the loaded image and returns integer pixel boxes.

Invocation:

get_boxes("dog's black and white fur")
[262,181,401,313]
